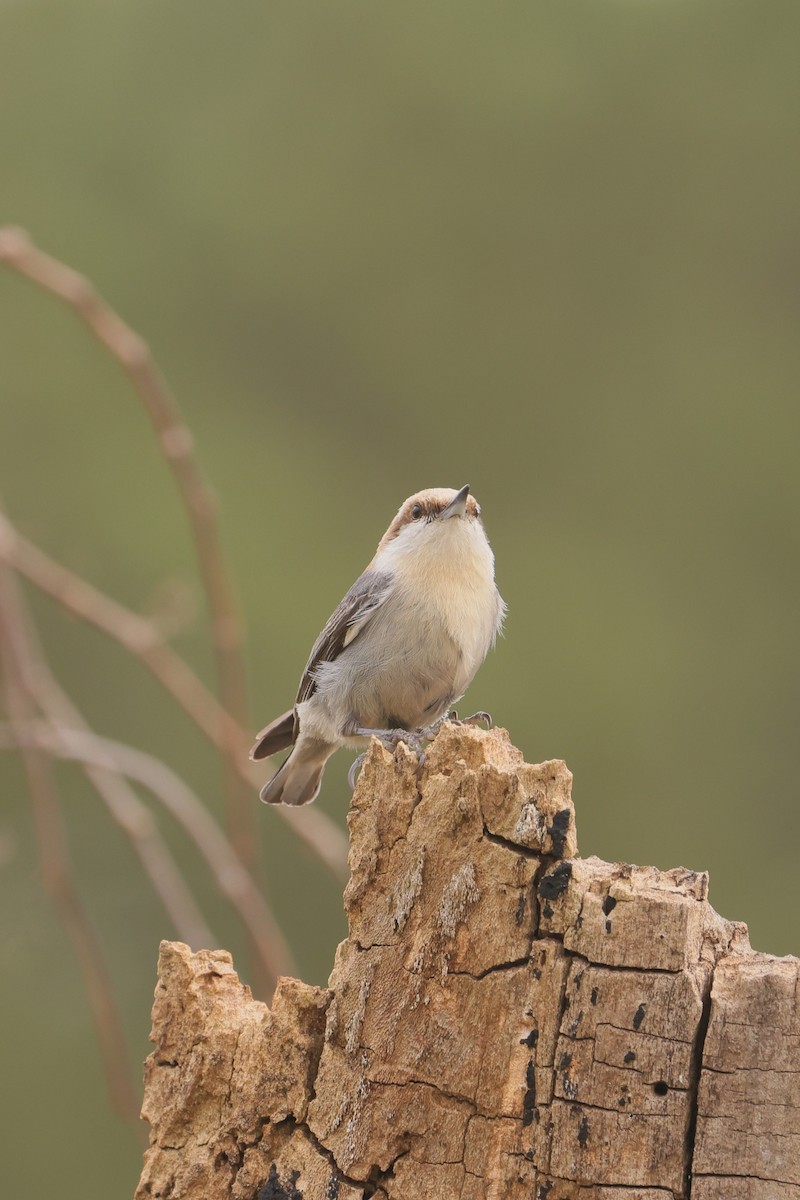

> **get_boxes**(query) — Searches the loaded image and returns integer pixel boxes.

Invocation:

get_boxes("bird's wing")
[296,569,394,705]
[250,709,295,761]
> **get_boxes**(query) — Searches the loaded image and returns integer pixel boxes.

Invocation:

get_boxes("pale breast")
[403,521,502,679]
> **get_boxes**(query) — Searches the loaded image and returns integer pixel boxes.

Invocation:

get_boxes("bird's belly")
[314,609,463,733]
[354,637,460,730]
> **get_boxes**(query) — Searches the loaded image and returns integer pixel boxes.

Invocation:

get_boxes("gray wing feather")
[296,570,393,705]
[250,709,295,760]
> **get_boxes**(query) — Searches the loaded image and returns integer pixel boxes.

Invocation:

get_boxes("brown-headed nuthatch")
[251,484,505,805]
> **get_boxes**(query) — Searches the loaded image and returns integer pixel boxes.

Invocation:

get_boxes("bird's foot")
[414,713,449,741]
[348,743,426,791]
[351,725,427,784]
[354,725,426,755]
[348,713,492,790]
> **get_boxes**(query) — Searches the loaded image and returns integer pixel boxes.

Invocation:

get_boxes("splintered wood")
[135,725,799,1199]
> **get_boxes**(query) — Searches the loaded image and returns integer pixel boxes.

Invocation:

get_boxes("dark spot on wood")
[567,1011,584,1037]
[538,861,572,900]
[560,1049,578,1099]
[363,1156,399,1198]
[520,1027,539,1048]
[542,902,554,919]
[522,1059,537,1126]
[547,809,571,858]
[537,1183,553,1199]
[258,1164,303,1200]
[633,1003,646,1030]
[215,1147,241,1171]
[602,894,617,916]
[653,1080,669,1096]
[326,1176,340,1200]
[573,970,583,989]
[605,919,612,933]
[624,1050,636,1063]
[514,892,526,926]
[578,1114,590,1148]
[590,987,599,1006]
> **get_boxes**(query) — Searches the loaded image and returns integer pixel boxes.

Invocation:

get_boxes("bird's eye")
[411,503,424,520]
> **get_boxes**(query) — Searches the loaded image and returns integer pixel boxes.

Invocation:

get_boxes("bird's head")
[373,484,489,568]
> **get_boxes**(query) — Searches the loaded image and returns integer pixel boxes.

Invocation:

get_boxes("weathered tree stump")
[135,725,800,1199]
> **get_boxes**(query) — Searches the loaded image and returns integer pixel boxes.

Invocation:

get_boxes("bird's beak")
[440,484,470,520]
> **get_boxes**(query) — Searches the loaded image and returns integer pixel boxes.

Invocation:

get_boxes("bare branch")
[0,719,297,985]
[0,562,217,950]
[0,509,241,751]
[0,508,349,882]
[0,572,141,1129]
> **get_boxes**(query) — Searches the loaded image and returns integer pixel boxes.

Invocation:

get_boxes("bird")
[250,484,505,806]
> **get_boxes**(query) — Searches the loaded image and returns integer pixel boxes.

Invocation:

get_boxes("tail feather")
[260,737,334,806]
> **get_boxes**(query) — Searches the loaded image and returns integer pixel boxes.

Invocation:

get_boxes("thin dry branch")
[0,225,252,870]
[0,508,349,882]
[0,720,297,986]
[0,572,141,1129]
[0,510,241,751]
[0,562,217,950]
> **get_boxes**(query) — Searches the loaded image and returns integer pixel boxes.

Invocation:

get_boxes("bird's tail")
[259,736,335,806]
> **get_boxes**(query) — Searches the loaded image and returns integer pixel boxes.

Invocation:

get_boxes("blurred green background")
[2,0,799,1194]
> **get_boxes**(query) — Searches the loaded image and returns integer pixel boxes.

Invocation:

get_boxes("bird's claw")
[348,753,367,791]
[355,726,424,754]
[428,709,493,732]
[351,726,428,785]
[460,710,493,729]
[415,709,494,741]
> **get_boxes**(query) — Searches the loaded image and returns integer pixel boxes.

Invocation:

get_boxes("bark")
[135,725,799,1199]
